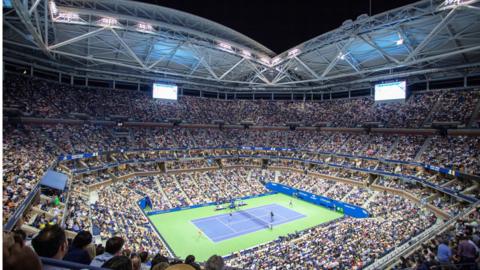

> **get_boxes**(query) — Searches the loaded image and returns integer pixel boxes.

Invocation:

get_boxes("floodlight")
[99,17,118,26]
[288,48,300,57]
[137,22,153,32]
[242,50,252,57]
[218,42,232,51]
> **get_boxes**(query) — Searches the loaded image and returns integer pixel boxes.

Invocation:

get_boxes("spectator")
[131,254,141,270]
[437,238,452,264]
[102,255,132,270]
[205,255,224,270]
[31,224,69,267]
[91,236,125,267]
[63,230,93,265]
[139,251,150,270]
[150,254,169,270]
[3,231,42,270]
[185,255,201,270]
[12,229,27,246]
[457,234,478,270]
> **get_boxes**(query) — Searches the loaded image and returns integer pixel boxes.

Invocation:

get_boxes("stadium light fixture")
[444,0,464,6]
[57,12,80,22]
[98,17,118,27]
[137,22,153,32]
[396,38,404,46]
[288,48,301,57]
[242,50,252,58]
[260,57,270,65]
[218,42,232,51]
[49,1,58,15]
[338,52,346,60]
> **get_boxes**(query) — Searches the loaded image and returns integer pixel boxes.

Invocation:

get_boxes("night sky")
[136,0,418,54]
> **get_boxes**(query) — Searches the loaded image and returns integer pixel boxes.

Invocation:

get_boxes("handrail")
[69,153,478,204]
[40,257,108,270]
[3,160,61,232]
[57,146,479,181]
[6,149,477,233]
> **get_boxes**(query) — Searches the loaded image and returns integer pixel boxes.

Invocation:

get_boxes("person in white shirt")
[90,236,125,267]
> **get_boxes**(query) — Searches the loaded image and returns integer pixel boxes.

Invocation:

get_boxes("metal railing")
[40,257,107,270]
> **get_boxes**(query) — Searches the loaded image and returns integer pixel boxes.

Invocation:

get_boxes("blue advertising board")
[265,182,370,218]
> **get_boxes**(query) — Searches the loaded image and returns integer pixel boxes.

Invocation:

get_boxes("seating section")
[4,123,480,224]
[3,76,480,269]
[4,75,480,127]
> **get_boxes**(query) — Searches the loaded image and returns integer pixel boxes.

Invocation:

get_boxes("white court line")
[193,204,306,242]
[216,217,237,233]
[192,203,280,223]
[196,205,301,228]
[188,220,215,243]
[211,213,305,242]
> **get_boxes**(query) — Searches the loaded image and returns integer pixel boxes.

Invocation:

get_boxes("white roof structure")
[3,0,480,93]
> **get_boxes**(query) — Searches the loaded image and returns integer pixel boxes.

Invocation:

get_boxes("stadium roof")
[3,0,480,93]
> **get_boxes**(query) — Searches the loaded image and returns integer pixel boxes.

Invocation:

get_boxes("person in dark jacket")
[63,230,93,265]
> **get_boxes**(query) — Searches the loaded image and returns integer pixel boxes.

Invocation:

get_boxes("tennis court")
[192,203,305,242]
[148,193,343,261]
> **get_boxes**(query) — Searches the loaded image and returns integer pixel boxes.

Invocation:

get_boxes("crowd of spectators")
[420,135,480,175]
[227,192,436,269]
[65,167,454,268]
[90,179,169,256]
[4,152,478,269]
[4,121,480,226]
[432,89,480,123]
[4,223,226,270]
[4,75,480,127]
[4,75,480,268]
[394,206,480,270]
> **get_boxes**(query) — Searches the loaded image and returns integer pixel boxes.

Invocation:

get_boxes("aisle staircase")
[188,173,213,202]
[385,136,400,157]
[467,98,480,127]
[362,191,379,208]
[171,174,193,205]
[421,93,444,127]
[341,187,357,201]
[414,136,433,161]
[323,182,339,196]
[153,176,173,209]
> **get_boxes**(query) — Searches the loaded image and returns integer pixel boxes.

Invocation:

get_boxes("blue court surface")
[191,203,305,242]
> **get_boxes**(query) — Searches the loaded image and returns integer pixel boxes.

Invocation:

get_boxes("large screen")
[153,83,178,100]
[374,81,406,101]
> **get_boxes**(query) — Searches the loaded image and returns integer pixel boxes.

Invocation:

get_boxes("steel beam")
[293,56,320,79]
[48,27,106,50]
[11,0,51,57]
[245,60,270,84]
[50,49,267,85]
[28,0,42,15]
[404,7,457,62]
[219,58,244,80]
[275,44,480,85]
[320,38,355,78]
[359,35,401,64]
[110,28,146,68]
